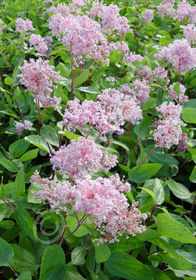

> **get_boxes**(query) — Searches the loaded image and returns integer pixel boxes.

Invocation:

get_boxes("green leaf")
[40,245,66,280]
[176,247,196,265]
[42,265,86,280]
[78,86,101,94]
[142,97,157,112]
[40,125,59,147]
[58,130,80,141]
[66,215,90,237]
[14,166,25,196]
[149,267,171,280]
[136,229,160,242]
[42,266,67,280]
[109,236,144,251]
[189,147,196,163]
[27,183,41,203]
[183,99,196,109]
[134,115,153,140]
[9,139,30,159]
[156,214,196,244]
[111,140,130,152]
[17,148,39,162]
[136,141,148,165]
[0,237,14,266]
[148,149,179,165]
[4,76,13,86]
[0,158,19,173]
[19,271,32,280]
[71,246,86,265]
[0,220,15,230]
[128,164,162,183]
[74,69,90,88]
[166,178,191,200]
[95,244,111,264]
[189,166,196,183]
[105,251,153,280]
[119,164,131,173]
[86,250,100,273]
[24,135,50,153]
[10,245,39,273]
[15,208,37,242]
[154,178,165,204]
[57,62,70,77]
[159,252,192,270]
[182,108,196,124]
[173,82,181,95]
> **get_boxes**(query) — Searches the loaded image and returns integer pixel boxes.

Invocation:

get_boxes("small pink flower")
[143,9,154,24]
[50,137,118,179]
[29,34,48,54]
[15,120,33,133]
[15,18,34,35]
[153,102,182,149]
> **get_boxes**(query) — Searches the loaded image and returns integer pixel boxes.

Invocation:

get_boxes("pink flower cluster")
[97,88,143,125]
[18,58,59,95]
[183,24,196,44]
[44,0,53,3]
[49,14,110,65]
[62,88,142,136]
[157,2,175,19]
[15,18,34,35]
[29,34,48,55]
[153,102,182,149]
[109,41,129,53]
[156,39,196,75]
[123,52,143,64]
[31,171,146,243]
[168,83,188,104]
[0,19,5,34]
[153,66,168,79]
[176,133,189,153]
[176,1,196,23]
[143,9,154,24]
[50,137,118,179]
[15,120,33,133]
[97,202,147,244]
[89,2,130,35]
[18,58,60,109]
[69,0,88,14]
[137,66,152,81]
[130,79,151,104]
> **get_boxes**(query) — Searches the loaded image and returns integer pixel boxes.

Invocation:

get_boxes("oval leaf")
[40,245,66,280]
[95,244,111,264]
[15,208,37,242]
[182,108,196,124]
[167,178,191,200]
[156,214,196,244]
[128,164,162,183]
[0,237,14,266]
[105,251,153,280]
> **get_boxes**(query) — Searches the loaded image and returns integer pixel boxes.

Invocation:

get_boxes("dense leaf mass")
[0,0,196,279]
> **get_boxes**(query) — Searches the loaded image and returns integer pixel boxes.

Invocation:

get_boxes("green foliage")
[0,0,196,279]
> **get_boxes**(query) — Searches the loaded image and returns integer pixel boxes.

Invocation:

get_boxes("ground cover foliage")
[0,0,196,279]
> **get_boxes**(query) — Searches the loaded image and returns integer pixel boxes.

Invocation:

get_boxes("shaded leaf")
[15,208,37,242]
[17,149,39,162]
[40,245,65,280]
[156,214,196,244]
[128,164,163,183]
[166,178,191,200]
[105,251,153,280]
[71,246,86,265]
[0,237,14,266]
